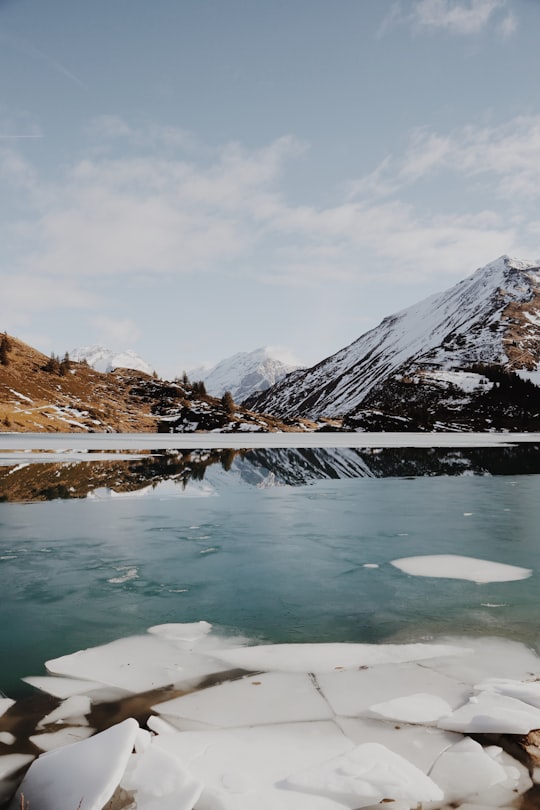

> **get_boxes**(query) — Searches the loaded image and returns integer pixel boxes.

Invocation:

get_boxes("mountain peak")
[188,346,302,402]
[248,256,540,425]
[70,346,154,375]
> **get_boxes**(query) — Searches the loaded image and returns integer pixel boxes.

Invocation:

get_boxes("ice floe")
[3,623,540,810]
[10,718,138,810]
[390,554,533,583]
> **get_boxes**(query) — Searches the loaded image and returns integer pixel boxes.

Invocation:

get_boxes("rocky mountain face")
[247,256,540,431]
[0,336,310,433]
[189,347,301,402]
[70,345,154,375]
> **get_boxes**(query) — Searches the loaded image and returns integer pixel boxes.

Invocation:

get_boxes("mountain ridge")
[246,256,540,430]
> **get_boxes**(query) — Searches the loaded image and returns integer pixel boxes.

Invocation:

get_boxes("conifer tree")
[0,336,9,366]
[221,390,235,414]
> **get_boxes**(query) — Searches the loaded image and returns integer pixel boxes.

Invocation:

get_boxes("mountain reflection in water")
[1,444,540,502]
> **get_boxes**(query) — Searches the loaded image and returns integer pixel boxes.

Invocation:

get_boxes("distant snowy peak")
[248,255,540,419]
[189,347,302,402]
[70,346,154,375]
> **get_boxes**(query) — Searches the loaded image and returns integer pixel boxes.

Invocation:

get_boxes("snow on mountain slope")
[189,347,302,402]
[70,346,154,376]
[248,256,540,419]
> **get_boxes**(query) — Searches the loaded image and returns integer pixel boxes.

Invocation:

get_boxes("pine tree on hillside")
[221,390,235,414]
[59,352,71,376]
[44,353,60,374]
[0,335,9,366]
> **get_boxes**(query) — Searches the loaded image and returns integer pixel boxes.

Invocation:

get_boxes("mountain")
[189,347,302,402]
[0,336,310,433]
[70,345,154,375]
[247,256,540,431]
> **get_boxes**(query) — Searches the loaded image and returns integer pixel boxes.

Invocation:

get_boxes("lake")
[1,435,540,700]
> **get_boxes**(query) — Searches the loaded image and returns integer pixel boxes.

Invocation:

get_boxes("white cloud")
[350,115,540,201]
[1,118,534,327]
[380,0,515,37]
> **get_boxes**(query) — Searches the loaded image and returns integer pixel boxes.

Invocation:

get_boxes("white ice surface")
[335,717,460,774]
[475,677,540,708]
[152,721,354,810]
[427,737,508,805]
[210,642,472,673]
[10,718,138,810]
[315,661,469,718]
[120,743,204,810]
[152,672,332,728]
[37,695,92,728]
[390,554,532,583]
[284,742,443,808]
[437,691,540,733]
[419,636,540,683]
[369,693,454,724]
[22,675,129,702]
[45,634,231,693]
[0,732,15,745]
[0,754,34,780]
[29,727,95,751]
[0,699,15,718]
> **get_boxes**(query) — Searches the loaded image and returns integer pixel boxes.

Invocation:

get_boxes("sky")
[1,0,540,378]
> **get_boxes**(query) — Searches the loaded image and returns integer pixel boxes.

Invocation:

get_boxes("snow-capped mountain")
[248,256,540,427]
[70,346,154,375]
[189,347,302,402]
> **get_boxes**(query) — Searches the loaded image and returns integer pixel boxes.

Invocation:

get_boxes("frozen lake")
[1,436,539,700]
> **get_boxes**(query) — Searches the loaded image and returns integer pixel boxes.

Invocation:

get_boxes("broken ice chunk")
[152,672,332,728]
[9,718,138,810]
[37,695,92,728]
[437,691,540,734]
[120,744,203,810]
[29,727,95,752]
[283,742,443,807]
[368,693,454,724]
[427,737,508,805]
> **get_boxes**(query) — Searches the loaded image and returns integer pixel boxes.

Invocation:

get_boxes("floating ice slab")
[437,691,540,734]
[120,744,204,810]
[46,634,230,693]
[284,742,443,808]
[0,732,15,745]
[210,641,471,673]
[390,554,532,583]
[476,677,540,708]
[147,621,213,642]
[9,718,138,810]
[464,746,532,807]
[29,727,95,752]
[37,695,92,728]
[369,692,454,724]
[0,699,15,718]
[152,721,354,809]
[0,754,34,780]
[428,737,508,805]
[420,636,540,684]
[315,661,469,718]
[152,672,333,728]
[22,675,116,699]
[335,717,460,774]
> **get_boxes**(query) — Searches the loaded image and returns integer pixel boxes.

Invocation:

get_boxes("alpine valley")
[2,255,540,433]
[246,256,540,432]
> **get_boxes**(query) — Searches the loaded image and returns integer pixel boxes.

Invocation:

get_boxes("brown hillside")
[0,333,312,433]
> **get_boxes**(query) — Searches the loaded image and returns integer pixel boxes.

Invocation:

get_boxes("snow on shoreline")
[3,623,540,809]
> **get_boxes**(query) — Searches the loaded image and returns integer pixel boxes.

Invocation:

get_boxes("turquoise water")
[1,447,540,698]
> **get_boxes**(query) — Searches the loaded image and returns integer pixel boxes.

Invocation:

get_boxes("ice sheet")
[29,727,95,752]
[390,554,532,583]
[152,672,333,728]
[437,691,540,733]
[284,742,444,808]
[210,641,471,673]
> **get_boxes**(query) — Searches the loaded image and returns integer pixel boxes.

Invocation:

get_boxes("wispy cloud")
[349,115,540,201]
[1,117,533,327]
[380,0,516,37]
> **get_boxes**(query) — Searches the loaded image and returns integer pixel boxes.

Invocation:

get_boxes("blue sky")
[1,0,540,377]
